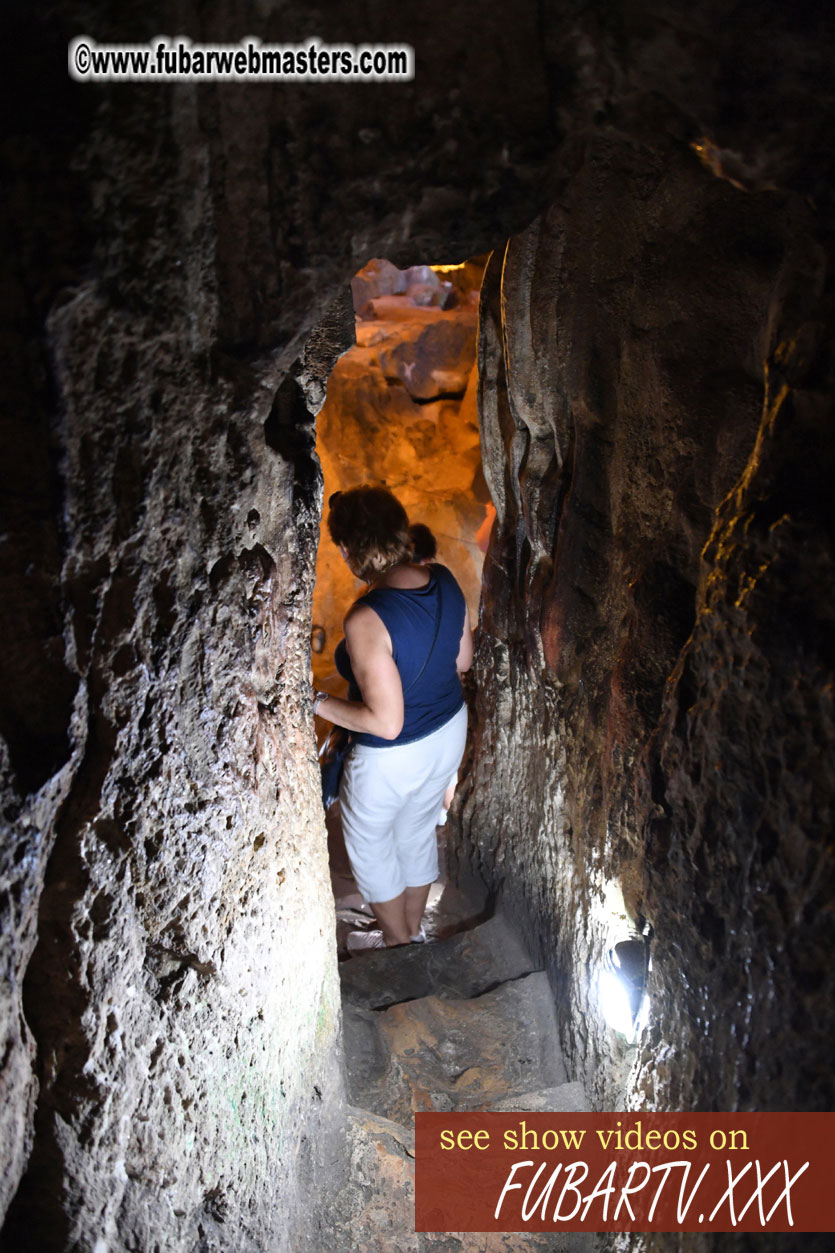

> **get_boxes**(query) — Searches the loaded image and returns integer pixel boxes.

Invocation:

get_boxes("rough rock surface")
[2,227,351,1250]
[340,913,536,1011]
[334,914,592,1252]
[451,130,835,1115]
[327,1109,590,1253]
[344,973,567,1126]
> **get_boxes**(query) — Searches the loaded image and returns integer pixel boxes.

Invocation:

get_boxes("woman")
[313,486,472,950]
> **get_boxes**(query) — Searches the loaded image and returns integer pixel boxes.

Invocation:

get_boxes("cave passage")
[310,258,599,1185]
[3,5,834,1244]
[311,255,492,691]
[312,256,497,956]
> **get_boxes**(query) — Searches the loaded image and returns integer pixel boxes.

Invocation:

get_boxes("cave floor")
[325,822,592,1251]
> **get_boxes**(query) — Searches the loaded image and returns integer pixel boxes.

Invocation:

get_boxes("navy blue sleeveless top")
[334,563,466,748]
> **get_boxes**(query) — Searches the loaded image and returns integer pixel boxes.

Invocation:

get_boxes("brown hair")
[409,522,437,562]
[327,486,412,583]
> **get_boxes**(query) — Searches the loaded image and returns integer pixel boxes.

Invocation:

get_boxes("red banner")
[415,1113,835,1233]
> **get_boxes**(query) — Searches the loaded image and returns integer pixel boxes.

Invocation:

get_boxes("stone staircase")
[328,913,594,1251]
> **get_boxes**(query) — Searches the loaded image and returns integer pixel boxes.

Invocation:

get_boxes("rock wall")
[453,134,835,1113]
[1,72,354,1252]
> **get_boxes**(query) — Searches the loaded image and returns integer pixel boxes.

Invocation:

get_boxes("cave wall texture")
[1,0,834,1248]
[457,137,835,1116]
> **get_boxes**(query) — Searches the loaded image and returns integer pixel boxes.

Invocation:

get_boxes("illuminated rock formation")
[313,259,487,691]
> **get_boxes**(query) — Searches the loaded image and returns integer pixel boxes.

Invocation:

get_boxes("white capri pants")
[339,703,467,903]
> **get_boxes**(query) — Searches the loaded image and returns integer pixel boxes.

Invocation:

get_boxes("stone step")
[343,972,568,1128]
[323,1112,591,1247]
[340,914,537,1010]
[326,1108,594,1253]
[488,1081,588,1114]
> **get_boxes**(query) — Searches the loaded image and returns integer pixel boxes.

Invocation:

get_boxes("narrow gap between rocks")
[310,262,594,1248]
[311,256,495,959]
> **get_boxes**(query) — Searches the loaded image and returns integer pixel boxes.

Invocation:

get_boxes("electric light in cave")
[598,934,651,1043]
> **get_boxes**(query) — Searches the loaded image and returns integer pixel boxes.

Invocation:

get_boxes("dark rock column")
[634,242,835,1111]
[454,132,833,1112]
[2,81,354,1250]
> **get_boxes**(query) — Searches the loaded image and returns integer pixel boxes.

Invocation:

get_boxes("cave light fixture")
[591,877,652,1042]
[597,926,652,1044]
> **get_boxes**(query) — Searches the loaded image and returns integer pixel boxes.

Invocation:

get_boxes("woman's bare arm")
[456,614,473,674]
[314,605,404,740]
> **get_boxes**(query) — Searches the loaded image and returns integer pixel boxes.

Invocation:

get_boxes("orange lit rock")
[313,266,489,688]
